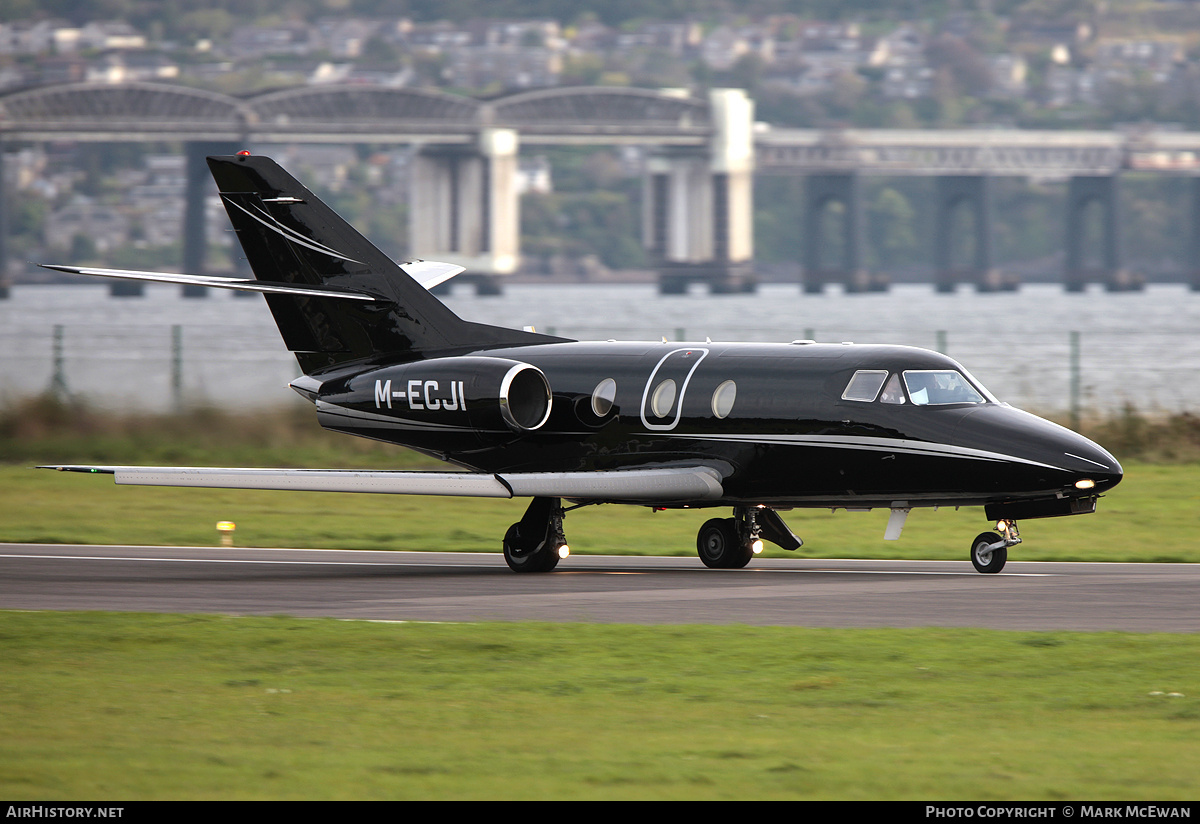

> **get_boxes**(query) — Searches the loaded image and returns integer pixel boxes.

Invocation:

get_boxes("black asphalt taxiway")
[2,543,1197,631]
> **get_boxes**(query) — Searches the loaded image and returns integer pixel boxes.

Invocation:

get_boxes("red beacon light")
[236,150,251,156]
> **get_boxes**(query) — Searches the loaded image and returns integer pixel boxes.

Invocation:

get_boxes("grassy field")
[4,402,1198,800]
[3,460,1197,563]
[1,612,1197,800]
[4,398,1199,561]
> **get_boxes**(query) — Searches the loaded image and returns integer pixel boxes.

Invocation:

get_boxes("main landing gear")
[503,496,569,573]
[697,517,756,569]
[970,519,1020,574]
[696,506,797,569]
[502,500,803,573]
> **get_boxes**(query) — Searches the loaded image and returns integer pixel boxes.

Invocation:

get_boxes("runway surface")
[3,543,1198,631]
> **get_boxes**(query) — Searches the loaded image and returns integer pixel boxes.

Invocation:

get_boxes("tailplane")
[207,153,564,374]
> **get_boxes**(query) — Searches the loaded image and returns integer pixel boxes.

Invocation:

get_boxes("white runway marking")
[0,552,1053,575]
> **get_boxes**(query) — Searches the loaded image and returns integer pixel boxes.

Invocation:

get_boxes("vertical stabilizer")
[207,154,561,374]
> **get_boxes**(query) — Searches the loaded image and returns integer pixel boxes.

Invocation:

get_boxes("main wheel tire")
[971,531,1008,574]
[503,522,560,573]
[537,547,561,572]
[697,517,753,569]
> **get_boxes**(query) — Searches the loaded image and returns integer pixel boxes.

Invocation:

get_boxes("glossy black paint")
[42,154,1127,575]
[311,340,1122,513]
[210,153,1121,523]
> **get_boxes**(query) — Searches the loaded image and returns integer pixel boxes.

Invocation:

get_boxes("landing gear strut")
[697,507,765,569]
[971,519,1020,574]
[503,496,568,573]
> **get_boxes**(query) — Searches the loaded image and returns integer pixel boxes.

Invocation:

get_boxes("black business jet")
[40,153,1122,574]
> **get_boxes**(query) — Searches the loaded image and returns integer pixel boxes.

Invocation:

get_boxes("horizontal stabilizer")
[400,260,465,291]
[40,465,725,503]
[37,264,386,302]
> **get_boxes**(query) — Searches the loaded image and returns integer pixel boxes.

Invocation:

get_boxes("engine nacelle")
[325,356,553,434]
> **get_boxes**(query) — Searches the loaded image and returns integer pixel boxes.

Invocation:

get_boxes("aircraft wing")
[40,465,725,503]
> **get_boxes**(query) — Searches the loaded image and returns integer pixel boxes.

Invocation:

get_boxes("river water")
[1,281,1196,417]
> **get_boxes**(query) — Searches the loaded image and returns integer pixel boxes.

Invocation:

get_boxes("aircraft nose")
[1059,436,1123,493]
[954,406,1123,493]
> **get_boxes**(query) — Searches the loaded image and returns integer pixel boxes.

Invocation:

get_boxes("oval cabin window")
[711,380,737,418]
[650,379,677,418]
[591,378,617,416]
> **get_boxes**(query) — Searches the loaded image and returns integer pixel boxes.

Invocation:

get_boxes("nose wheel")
[970,520,1019,574]
[970,533,1007,573]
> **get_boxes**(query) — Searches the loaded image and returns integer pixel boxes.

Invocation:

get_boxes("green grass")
[4,402,1198,800]
[5,397,1199,561]
[2,461,1197,562]
[0,612,1196,800]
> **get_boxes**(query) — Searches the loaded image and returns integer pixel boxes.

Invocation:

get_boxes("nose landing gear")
[971,520,1020,574]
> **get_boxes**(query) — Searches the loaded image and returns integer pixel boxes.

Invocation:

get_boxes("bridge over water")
[3,81,1200,295]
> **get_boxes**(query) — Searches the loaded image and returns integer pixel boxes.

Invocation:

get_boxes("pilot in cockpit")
[880,373,906,405]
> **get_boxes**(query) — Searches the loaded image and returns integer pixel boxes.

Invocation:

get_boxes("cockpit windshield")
[902,370,987,405]
[841,368,991,406]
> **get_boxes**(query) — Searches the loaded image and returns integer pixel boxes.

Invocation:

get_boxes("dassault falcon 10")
[40,152,1122,573]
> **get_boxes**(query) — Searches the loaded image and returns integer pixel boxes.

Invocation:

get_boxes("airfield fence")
[1,321,1194,424]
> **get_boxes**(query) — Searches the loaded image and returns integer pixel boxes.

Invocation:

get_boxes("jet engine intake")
[333,356,553,435]
[498,362,552,431]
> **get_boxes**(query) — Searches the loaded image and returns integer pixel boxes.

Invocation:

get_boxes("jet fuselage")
[310,340,1122,514]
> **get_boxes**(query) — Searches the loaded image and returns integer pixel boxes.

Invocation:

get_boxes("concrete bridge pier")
[802,172,884,293]
[934,175,1014,293]
[0,144,8,299]
[410,128,520,296]
[1065,175,1141,292]
[180,140,242,298]
[1190,178,1200,292]
[648,89,756,295]
[647,149,754,294]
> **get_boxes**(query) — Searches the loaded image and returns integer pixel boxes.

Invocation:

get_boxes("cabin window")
[880,373,906,404]
[711,380,737,418]
[841,370,888,402]
[902,370,987,405]
[591,378,617,416]
[650,379,677,417]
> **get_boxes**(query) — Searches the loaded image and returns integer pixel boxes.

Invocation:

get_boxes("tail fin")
[208,153,563,375]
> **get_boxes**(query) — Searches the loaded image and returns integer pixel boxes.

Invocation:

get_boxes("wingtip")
[36,465,115,474]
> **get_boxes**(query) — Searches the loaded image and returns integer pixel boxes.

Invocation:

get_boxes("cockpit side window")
[841,370,888,402]
[902,370,987,405]
[880,373,906,404]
